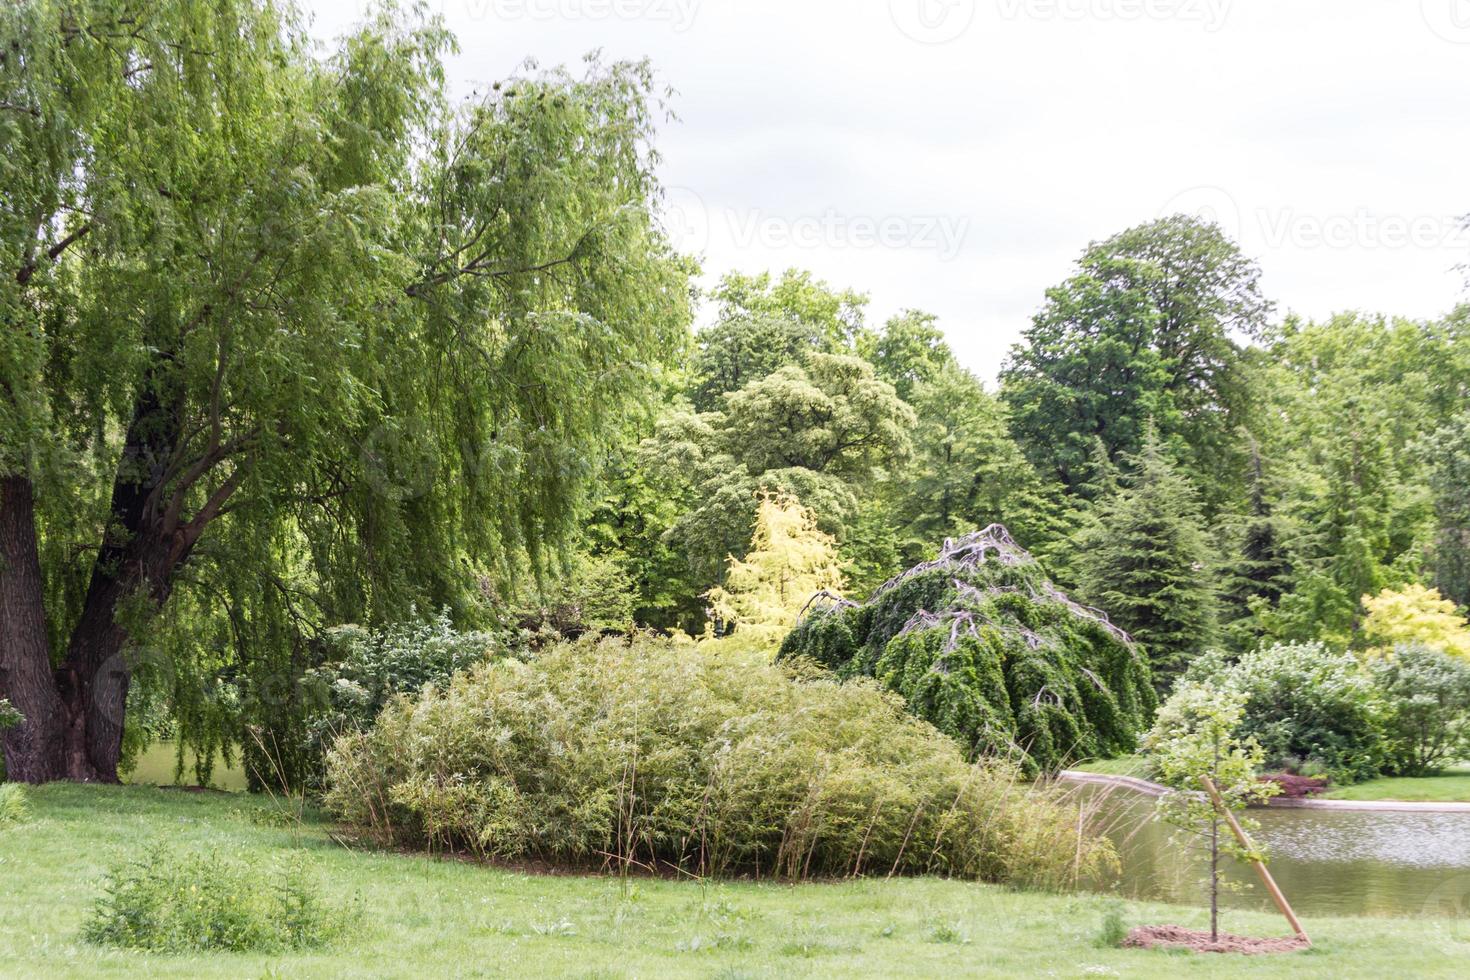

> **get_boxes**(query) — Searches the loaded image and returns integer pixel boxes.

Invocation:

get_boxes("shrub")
[82,848,358,953]
[1369,644,1470,776]
[1182,643,1383,784]
[325,635,1115,888]
[1361,584,1470,660]
[0,783,30,824]
[777,526,1156,775]
[0,698,22,730]
[298,611,511,788]
[513,554,638,637]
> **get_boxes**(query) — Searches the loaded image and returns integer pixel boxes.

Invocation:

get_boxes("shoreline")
[1056,769,1470,813]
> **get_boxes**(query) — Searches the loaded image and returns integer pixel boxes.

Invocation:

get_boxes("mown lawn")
[1071,757,1470,804]
[1069,755,1152,778]
[1323,765,1470,803]
[1,784,1467,978]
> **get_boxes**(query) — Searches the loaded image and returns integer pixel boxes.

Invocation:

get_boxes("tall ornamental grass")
[325,636,1114,888]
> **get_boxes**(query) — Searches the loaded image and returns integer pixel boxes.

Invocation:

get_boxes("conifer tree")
[1220,442,1295,649]
[1076,429,1219,690]
[704,494,846,649]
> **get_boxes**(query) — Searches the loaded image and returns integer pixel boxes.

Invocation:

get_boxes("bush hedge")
[324,635,1115,888]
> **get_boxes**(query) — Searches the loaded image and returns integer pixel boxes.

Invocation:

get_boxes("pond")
[121,740,248,792]
[1083,783,1470,919]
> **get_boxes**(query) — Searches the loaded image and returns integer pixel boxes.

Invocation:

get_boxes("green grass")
[1070,754,1152,777]
[1071,758,1470,804]
[1,784,1467,977]
[1324,765,1470,803]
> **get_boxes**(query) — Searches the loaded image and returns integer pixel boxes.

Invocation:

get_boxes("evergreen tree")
[1425,411,1470,609]
[1219,441,1295,650]
[1076,430,1219,689]
[704,494,845,649]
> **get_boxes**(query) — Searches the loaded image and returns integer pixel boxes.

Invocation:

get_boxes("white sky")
[308,0,1470,380]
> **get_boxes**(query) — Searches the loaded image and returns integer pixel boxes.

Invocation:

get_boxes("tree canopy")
[0,0,687,783]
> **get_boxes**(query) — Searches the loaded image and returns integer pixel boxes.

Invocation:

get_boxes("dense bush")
[297,612,512,788]
[325,636,1115,888]
[1179,643,1383,783]
[777,527,1156,774]
[1369,644,1470,776]
[82,849,358,953]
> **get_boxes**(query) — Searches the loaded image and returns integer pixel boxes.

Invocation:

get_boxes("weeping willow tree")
[778,526,1156,774]
[0,0,689,783]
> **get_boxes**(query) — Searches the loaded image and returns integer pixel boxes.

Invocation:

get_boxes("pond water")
[1084,784,1470,919]
[121,740,248,792]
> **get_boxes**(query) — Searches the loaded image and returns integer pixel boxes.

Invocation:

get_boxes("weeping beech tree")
[778,526,1156,774]
[0,1,688,782]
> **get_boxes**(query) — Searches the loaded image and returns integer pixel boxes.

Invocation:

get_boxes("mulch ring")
[1124,925,1310,955]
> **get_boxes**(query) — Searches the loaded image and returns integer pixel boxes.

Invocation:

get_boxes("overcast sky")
[309,0,1470,379]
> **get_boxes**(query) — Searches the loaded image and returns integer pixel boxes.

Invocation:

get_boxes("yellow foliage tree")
[1361,583,1470,660]
[704,494,846,651]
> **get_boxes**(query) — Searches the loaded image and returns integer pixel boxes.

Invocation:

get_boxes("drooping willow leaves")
[778,525,1156,774]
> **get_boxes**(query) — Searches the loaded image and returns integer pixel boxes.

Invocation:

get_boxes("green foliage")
[1186,643,1383,784]
[1361,584,1470,660]
[858,309,954,403]
[778,526,1156,775]
[704,494,845,648]
[1218,442,1296,651]
[1368,644,1470,776]
[1248,312,1457,645]
[1,0,689,780]
[324,635,1115,888]
[889,362,1061,565]
[1001,215,1268,503]
[1093,901,1128,949]
[300,612,509,787]
[643,354,912,589]
[512,554,639,637]
[82,848,359,953]
[0,699,21,731]
[1425,409,1470,608]
[1142,680,1277,940]
[1075,430,1219,688]
[0,784,29,825]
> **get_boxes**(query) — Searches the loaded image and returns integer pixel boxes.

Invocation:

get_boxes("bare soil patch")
[1123,925,1309,955]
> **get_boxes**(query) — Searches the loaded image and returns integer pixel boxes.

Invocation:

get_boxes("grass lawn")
[1070,755,1151,778]
[1323,765,1470,803]
[1071,757,1470,804]
[1,784,1467,978]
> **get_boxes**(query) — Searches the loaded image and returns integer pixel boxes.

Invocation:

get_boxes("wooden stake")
[1200,776,1311,946]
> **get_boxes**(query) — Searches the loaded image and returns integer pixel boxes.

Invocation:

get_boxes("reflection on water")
[1083,784,1470,919]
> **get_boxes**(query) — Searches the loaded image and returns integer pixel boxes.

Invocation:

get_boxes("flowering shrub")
[1369,644,1470,776]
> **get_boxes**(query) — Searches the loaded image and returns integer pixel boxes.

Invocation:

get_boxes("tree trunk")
[0,476,66,782]
[3,372,198,782]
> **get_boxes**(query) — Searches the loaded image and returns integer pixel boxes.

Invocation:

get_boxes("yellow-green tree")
[1361,584,1470,660]
[705,495,845,650]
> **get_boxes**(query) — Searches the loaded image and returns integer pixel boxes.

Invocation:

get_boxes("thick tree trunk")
[0,476,66,783]
[53,380,186,783]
